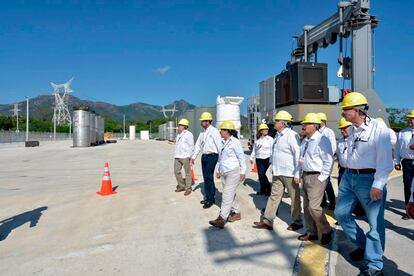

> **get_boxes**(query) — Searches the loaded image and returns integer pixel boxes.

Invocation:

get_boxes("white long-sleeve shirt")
[320,126,337,154]
[250,135,273,161]
[336,136,348,168]
[300,131,334,183]
[346,119,393,190]
[217,136,246,175]
[389,128,397,150]
[192,125,222,159]
[174,130,194,159]
[270,128,301,178]
[395,127,414,164]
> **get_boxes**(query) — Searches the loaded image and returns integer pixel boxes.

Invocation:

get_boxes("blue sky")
[0,0,412,110]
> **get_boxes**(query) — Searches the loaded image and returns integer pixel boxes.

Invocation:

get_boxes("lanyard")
[221,139,232,154]
[301,141,309,158]
[351,129,365,155]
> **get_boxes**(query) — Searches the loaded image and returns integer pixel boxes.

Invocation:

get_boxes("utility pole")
[123,114,127,139]
[10,103,21,133]
[25,97,29,142]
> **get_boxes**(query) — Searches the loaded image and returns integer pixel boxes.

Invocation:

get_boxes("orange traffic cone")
[96,162,117,196]
[251,163,258,173]
[191,166,198,182]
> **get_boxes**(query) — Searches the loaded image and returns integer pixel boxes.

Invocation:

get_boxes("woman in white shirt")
[209,120,246,229]
[250,123,274,196]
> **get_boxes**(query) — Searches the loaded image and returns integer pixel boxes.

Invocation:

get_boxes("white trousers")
[219,167,241,220]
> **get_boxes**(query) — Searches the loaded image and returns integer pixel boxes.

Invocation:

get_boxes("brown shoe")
[228,212,241,222]
[209,216,225,228]
[287,223,304,231]
[175,187,185,192]
[253,221,273,230]
[184,190,192,196]
[297,233,318,241]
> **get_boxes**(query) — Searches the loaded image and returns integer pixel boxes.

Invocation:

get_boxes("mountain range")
[0,95,196,122]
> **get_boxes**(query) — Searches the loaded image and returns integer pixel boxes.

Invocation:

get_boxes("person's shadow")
[0,206,48,241]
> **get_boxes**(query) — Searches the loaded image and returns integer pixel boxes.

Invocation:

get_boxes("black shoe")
[321,230,332,245]
[203,201,214,209]
[320,201,328,208]
[200,200,206,204]
[358,268,383,276]
[328,202,336,210]
[350,247,365,262]
[401,214,410,220]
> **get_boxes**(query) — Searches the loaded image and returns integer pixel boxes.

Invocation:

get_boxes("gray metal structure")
[291,0,388,122]
[247,96,261,142]
[180,106,217,142]
[89,113,96,146]
[73,110,91,147]
[158,121,177,141]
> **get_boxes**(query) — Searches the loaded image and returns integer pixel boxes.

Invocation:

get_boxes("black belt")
[203,153,218,156]
[348,168,376,174]
[402,158,414,162]
[303,171,320,175]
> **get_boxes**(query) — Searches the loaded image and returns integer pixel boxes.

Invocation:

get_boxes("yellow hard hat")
[301,113,321,125]
[406,109,414,118]
[199,112,213,121]
[338,117,352,129]
[273,110,293,122]
[317,112,328,121]
[258,123,269,131]
[220,120,235,130]
[341,92,368,109]
[178,118,189,127]
[375,117,384,122]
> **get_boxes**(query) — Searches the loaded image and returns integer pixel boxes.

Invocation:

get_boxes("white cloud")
[155,65,171,75]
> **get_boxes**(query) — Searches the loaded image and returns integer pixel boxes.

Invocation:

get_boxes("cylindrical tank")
[129,125,136,140]
[216,96,244,133]
[89,113,96,146]
[166,121,176,141]
[98,116,104,143]
[73,110,91,147]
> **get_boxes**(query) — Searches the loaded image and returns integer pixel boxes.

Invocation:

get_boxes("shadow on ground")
[0,206,48,241]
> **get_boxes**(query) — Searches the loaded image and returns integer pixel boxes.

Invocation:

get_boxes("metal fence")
[0,130,71,143]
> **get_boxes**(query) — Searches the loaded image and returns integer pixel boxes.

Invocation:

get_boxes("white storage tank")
[215,96,244,133]
[73,110,91,147]
[129,125,136,140]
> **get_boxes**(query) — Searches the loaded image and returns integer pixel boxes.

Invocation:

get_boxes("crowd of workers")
[172,91,414,276]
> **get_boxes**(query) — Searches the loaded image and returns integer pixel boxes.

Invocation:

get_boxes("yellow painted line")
[295,211,336,276]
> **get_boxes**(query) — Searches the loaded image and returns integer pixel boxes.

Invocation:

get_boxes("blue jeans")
[201,153,219,203]
[334,170,387,271]
[256,158,271,195]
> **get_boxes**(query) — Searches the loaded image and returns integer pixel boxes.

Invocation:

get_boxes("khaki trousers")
[219,167,241,220]
[302,173,331,235]
[174,158,192,191]
[263,175,302,226]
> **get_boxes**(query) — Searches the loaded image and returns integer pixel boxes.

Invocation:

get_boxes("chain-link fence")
[0,130,71,143]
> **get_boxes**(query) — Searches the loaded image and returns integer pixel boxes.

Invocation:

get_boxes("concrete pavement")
[0,140,412,275]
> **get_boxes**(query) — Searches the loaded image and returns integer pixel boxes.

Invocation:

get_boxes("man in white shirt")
[334,92,393,276]
[297,113,333,245]
[253,110,303,231]
[192,112,222,209]
[394,109,414,219]
[318,112,337,210]
[337,118,365,217]
[174,118,195,196]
